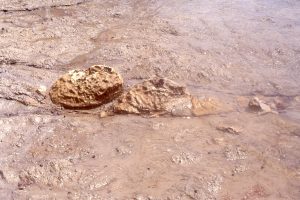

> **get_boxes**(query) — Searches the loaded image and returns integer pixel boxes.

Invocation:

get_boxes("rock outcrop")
[113,78,220,116]
[113,78,191,116]
[248,97,271,113]
[191,97,220,116]
[49,65,123,109]
[50,70,221,116]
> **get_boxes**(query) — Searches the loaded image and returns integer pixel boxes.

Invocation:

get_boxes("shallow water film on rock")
[0,0,300,199]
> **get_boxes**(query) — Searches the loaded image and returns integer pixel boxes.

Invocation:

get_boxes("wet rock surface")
[113,78,191,115]
[0,0,300,199]
[113,78,222,117]
[50,65,123,108]
[191,97,221,117]
[248,97,272,113]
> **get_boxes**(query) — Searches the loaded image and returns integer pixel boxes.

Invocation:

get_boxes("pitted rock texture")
[113,78,191,115]
[49,65,123,109]
[113,78,222,116]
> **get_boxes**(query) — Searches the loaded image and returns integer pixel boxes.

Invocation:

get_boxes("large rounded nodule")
[49,65,123,109]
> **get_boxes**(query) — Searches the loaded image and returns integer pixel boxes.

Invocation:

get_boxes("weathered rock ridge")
[50,66,221,116]
[113,78,220,116]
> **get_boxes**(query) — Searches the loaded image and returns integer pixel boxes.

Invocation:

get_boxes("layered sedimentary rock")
[49,65,123,108]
